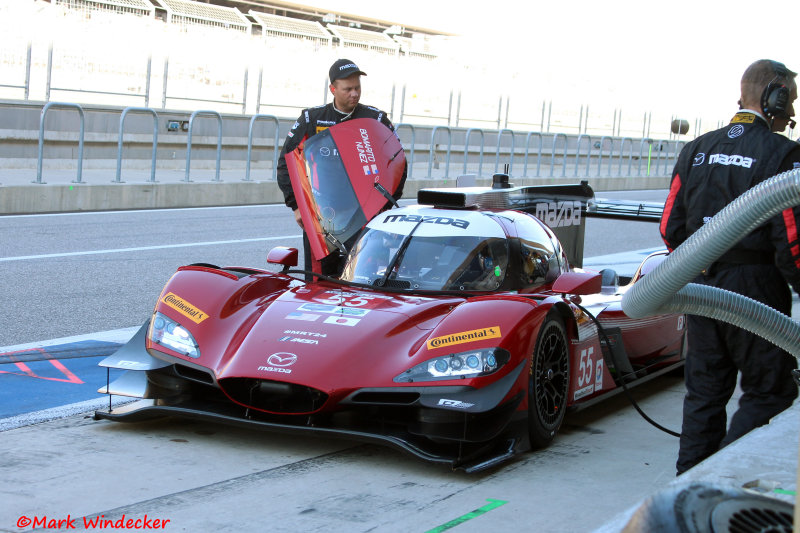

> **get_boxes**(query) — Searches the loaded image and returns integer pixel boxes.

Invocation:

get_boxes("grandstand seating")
[0,0,698,139]
[152,0,251,32]
[392,35,437,60]
[326,24,400,55]
[46,0,439,58]
[53,0,155,17]
[249,10,332,46]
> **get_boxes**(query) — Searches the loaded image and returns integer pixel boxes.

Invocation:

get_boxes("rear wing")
[417,180,664,267]
[586,199,664,222]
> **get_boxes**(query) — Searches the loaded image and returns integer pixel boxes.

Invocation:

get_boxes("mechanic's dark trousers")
[677,264,798,475]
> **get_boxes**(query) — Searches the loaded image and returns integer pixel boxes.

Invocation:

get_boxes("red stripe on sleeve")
[783,208,799,249]
[660,174,682,247]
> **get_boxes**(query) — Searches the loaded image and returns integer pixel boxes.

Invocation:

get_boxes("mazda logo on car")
[267,352,297,367]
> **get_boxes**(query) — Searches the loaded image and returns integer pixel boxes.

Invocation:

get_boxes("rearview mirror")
[551,271,601,295]
[267,246,298,272]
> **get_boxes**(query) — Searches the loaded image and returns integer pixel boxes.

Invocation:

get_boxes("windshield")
[341,228,509,291]
[302,130,367,248]
[287,118,406,262]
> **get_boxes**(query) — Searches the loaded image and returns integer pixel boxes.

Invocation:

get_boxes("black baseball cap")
[329,59,367,83]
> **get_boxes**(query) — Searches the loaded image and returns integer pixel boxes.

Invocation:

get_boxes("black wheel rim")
[532,322,568,428]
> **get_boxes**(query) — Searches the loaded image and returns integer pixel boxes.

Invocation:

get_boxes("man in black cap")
[276,58,405,275]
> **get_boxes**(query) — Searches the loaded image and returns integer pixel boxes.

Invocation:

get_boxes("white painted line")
[0,204,289,219]
[0,199,417,219]
[0,235,302,262]
[0,397,134,432]
[0,326,140,354]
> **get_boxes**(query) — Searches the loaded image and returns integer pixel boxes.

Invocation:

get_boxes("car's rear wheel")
[528,315,569,448]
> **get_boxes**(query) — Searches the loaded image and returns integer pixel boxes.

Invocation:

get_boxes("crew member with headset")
[660,59,800,475]
[276,59,406,277]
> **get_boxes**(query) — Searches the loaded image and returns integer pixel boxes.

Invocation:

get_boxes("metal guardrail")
[0,42,31,99]
[245,114,280,181]
[463,128,485,176]
[46,44,152,105]
[493,129,515,174]
[618,137,635,176]
[400,86,454,125]
[162,58,248,113]
[596,136,613,177]
[35,102,85,184]
[523,132,543,177]
[427,126,453,179]
[575,134,593,177]
[185,110,222,182]
[116,107,159,183]
[411,129,681,180]
[550,133,569,178]
[27,101,684,185]
[454,94,509,130]
[394,123,416,180]
[638,138,662,177]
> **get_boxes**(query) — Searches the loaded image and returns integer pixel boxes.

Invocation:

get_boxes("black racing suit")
[660,111,800,474]
[276,102,406,276]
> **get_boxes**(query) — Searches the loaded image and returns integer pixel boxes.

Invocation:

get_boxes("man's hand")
[293,209,304,229]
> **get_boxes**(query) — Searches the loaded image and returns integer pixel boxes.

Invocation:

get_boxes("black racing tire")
[528,314,570,449]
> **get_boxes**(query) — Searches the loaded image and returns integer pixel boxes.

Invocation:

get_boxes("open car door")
[286,118,406,274]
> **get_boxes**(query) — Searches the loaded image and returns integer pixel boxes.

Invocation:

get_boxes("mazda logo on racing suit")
[708,153,754,168]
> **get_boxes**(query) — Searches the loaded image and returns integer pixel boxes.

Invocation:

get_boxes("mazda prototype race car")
[96,119,685,472]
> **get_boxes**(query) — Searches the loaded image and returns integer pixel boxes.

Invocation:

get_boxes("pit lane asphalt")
[2,375,691,533]
[1,191,690,532]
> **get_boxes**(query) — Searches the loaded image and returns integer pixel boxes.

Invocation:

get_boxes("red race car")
[96,119,684,472]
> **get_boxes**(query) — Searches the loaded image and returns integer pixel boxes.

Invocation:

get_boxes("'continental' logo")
[426,327,501,350]
[161,292,209,324]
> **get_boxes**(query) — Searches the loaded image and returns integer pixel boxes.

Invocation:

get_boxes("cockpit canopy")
[340,206,566,292]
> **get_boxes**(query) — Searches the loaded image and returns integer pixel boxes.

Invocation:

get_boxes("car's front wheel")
[528,315,569,448]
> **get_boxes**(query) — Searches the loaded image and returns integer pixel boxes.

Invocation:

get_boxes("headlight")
[393,348,510,383]
[148,312,200,359]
